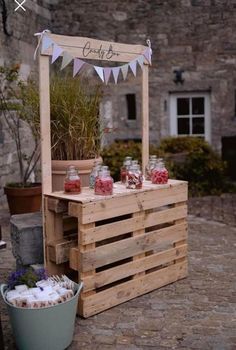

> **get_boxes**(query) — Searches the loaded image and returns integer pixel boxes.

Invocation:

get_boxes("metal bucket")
[1,282,83,350]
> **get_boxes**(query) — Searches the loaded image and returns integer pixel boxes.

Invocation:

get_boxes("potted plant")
[50,73,103,190]
[0,65,41,215]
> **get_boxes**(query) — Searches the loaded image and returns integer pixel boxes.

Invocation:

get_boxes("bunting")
[37,33,152,84]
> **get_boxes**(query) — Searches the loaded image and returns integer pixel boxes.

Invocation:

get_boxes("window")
[170,93,211,142]
[126,94,136,120]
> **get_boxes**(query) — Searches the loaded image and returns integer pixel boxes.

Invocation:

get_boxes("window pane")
[192,117,205,134]
[177,98,189,115]
[126,94,136,120]
[178,118,190,134]
[192,97,204,115]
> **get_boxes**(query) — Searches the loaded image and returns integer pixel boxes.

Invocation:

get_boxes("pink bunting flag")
[61,51,73,70]
[52,44,64,63]
[137,55,144,69]
[121,64,129,80]
[104,67,112,84]
[94,66,104,82]
[41,36,53,53]
[112,67,120,84]
[73,58,85,77]
[129,60,137,76]
[143,48,152,65]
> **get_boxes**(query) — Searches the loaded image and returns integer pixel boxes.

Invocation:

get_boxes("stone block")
[10,212,43,268]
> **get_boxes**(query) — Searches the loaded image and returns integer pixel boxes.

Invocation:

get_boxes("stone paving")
[0,213,236,350]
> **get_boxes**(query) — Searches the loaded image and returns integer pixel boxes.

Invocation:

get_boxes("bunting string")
[34,31,152,84]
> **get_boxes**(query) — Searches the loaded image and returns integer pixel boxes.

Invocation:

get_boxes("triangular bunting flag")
[143,48,152,65]
[112,67,120,84]
[129,60,137,76]
[73,58,85,77]
[104,67,112,84]
[137,55,144,69]
[41,36,54,53]
[94,66,104,82]
[61,51,73,70]
[121,64,129,80]
[52,44,64,63]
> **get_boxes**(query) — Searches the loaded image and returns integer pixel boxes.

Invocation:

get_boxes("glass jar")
[89,162,102,189]
[120,157,132,184]
[95,169,114,195]
[151,160,168,184]
[145,155,157,180]
[64,165,81,194]
[127,164,143,189]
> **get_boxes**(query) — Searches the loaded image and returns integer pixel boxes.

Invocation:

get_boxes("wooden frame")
[39,33,150,194]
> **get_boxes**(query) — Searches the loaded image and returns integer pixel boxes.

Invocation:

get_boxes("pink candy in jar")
[64,165,81,194]
[151,160,168,184]
[95,169,113,195]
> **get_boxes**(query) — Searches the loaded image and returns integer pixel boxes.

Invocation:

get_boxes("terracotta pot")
[4,183,42,215]
[52,157,102,191]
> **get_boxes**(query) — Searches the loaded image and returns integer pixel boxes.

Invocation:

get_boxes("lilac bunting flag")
[121,64,129,80]
[129,60,137,76]
[112,67,120,84]
[73,58,85,77]
[94,66,104,82]
[104,67,112,84]
[61,51,73,70]
[137,55,144,69]
[143,48,152,65]
[52,44,63,63]
[41,36,53,53]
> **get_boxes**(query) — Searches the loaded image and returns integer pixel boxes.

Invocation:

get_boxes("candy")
[95,178,113,195]
[64,179,81,194]
[151,169,168,184]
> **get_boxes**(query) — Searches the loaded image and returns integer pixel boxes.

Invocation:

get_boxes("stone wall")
[50,0,236,152]
[188,193,236,226]
[0,0,54,207]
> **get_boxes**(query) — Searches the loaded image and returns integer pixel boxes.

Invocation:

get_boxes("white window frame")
[170,92,211,143]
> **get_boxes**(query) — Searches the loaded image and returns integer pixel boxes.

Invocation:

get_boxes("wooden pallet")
[44,180,188,317]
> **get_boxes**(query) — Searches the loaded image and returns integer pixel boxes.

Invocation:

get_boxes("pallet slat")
[82,260,188,317]
[80,222,187,272]
[79,183,187,224]
[80,204,187,245]
[83,244,187,292]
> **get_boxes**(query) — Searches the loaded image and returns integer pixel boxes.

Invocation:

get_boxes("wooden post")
[39,55,52,195]
[142,64,149,175]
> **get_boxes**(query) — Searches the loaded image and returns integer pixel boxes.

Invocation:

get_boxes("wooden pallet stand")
[44,180,188,317]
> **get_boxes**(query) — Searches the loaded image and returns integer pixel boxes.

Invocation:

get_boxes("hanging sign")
[35,31,152,84]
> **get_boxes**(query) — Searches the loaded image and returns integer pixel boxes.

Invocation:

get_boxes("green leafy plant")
[102,137,232,196]
[0,65,40,187]
[50,74,103,160]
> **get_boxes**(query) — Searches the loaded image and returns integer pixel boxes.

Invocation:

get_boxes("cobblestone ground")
[0,213,235,350]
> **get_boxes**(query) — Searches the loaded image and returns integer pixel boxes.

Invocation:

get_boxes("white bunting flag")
[143,48,152,65]
[104,67,112,84]
[121,64,129,80]
[41,36,53,53]
[129,60,137,76]
[52,44,63,63]
[94,66,104,82]
[137,55,144,69]
[61,51,73,70]
[112,67,120,84]
[73,58,85,77]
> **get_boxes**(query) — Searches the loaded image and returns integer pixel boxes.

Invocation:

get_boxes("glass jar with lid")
[127,164,143,189]
[89,161,102,189]
[95,169,114,195]
[64,165,81,194]
[151,159,168,184]
[145,155,157,180]
[120,157,132,184]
